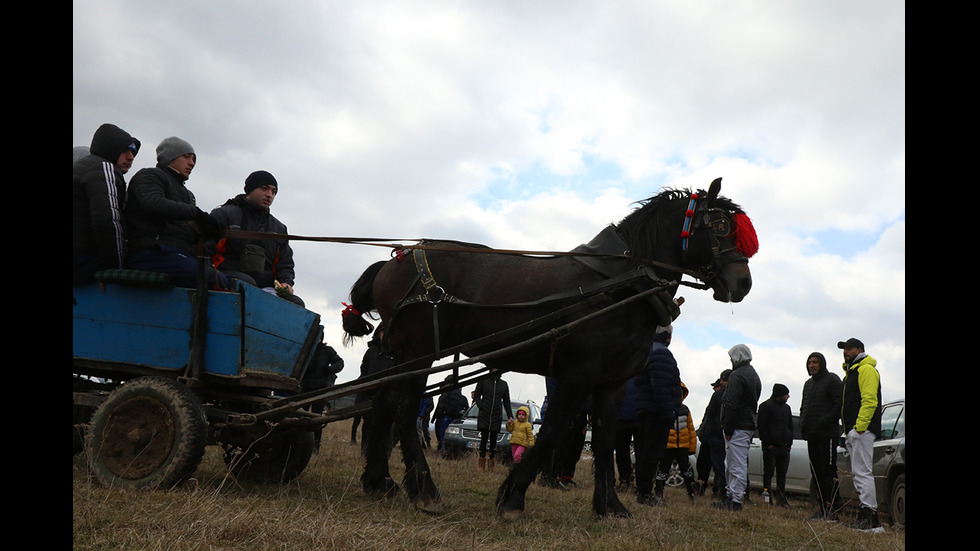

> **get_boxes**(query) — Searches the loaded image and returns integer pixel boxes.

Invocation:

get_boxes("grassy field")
[73,421,905,550]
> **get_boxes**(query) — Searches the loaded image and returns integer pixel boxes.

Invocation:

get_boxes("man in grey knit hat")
[126,136,227,288]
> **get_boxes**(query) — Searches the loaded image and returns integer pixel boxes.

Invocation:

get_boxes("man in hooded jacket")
[800,351,842,520]
[73,123,140,284]
[715,343,761,511]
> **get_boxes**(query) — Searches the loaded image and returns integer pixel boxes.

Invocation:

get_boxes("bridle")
[676,190,747,286]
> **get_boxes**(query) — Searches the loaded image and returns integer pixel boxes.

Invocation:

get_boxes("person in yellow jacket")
[655,382,698,501]
[506,406,535,463]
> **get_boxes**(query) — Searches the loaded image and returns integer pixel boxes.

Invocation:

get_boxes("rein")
[223,228,712,289]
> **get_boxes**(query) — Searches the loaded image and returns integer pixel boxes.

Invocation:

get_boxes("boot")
[478,457,486,472]
[487,458,495,472]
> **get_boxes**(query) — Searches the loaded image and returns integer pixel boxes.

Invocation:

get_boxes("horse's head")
[617,178,757,303]
[680,178,756,302]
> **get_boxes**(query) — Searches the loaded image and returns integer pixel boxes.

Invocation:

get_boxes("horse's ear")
[706,178,722,206]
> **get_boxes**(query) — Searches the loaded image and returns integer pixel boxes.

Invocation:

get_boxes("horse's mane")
[613,187,747,264]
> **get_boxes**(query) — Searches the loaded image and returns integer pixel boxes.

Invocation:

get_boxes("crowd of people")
[603,329,886,533]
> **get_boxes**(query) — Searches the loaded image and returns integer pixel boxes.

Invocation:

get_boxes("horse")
[341,178,757,519]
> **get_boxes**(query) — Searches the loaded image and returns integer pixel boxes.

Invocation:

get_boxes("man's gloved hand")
[193,208,225,241]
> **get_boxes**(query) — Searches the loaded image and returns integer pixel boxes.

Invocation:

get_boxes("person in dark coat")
[758,383,793,507]
[714,344,761,511]
[538,376,590,490]
[696,374,727,497]
[433,376,469,452]
[473,370,514,472]
[302,341,345,451]
[614,375,641,491]
[800,351,843,520]
[73,123,141,285]
[126,136,226,288]
[354,326,395,457]
[633,325,683,506]
[211,170,303,306]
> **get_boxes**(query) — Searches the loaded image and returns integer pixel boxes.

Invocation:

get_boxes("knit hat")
[771,383,790,397]
[244,170,279,194]
[156,136,196,165]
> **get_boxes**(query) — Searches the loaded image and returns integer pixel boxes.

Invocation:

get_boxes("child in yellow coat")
[506,406,535,463]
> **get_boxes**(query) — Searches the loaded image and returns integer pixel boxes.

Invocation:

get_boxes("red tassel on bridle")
[733,213,759,258]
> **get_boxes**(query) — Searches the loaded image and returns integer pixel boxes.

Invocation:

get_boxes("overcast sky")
[74,1,905,426]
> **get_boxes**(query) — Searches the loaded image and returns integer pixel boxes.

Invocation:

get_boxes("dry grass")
[74,421,905,550]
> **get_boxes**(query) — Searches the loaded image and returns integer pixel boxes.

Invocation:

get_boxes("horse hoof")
[364,476,400,499]
[415,498,444,515]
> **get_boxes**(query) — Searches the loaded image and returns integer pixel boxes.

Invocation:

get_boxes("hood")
[89,123,140,163]
[516,406,530,419]
[728,344,752,367]
[680,382,689,401]
[806,352,827,376]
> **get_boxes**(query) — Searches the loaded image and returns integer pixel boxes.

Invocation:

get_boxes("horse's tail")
[342,260,387,345]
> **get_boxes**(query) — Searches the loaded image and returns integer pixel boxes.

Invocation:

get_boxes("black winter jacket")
[635,331,682,418]
[800,352,843,439]
[126,163,201,254]
[757,396,793,447]
[302,344,344,391]
[211,194,296,287]
[474,375,513,432]
[73,124,139,274]
[720,361,761,435]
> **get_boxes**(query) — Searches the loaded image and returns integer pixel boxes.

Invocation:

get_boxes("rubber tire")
[888,473,905,528]
[87,377,207,489]
[222,429,315,484]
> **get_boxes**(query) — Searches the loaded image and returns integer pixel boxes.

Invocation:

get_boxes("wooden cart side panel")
[239,285,321,379]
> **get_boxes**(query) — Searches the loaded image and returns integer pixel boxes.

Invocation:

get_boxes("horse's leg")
[361,385,399,498]
[394,376,443,513]
[496,381,589,520]
[590,383,631,518]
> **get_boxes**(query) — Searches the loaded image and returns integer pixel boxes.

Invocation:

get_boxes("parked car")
[837,399,905,528]
[746,415,813,496]
[442,400,542,463]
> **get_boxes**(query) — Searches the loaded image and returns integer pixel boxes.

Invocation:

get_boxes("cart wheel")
[221,429,315,484]
[87,377,207,489]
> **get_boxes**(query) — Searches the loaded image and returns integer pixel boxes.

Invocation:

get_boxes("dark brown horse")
[342,178,757,519]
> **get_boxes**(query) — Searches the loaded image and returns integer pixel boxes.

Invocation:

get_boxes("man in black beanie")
[211,170,303,306]
[757,382,793,508]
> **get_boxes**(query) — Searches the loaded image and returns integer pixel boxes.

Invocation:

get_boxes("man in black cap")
[757,382,793,508]
[696,371,728,497]
[838,337,884,532]
[126,136,227,288]
[73,123,140,284]
[211,170,303,305]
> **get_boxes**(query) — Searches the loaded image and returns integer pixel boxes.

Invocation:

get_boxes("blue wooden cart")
[73,273,330,488]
